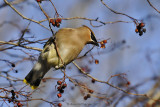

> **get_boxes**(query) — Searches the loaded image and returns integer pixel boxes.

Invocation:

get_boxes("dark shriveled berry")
[143,28,146,33]
[84,96,88,100]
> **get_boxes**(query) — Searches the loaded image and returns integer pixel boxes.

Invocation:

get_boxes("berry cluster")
[135,22,146,36]
[83,89,94,100]
[50,18,62,28]
[8,90,22,107]
[100,39,107,48]
[36,0,42,3]
[56,81,67,98]
[84,94,91,100]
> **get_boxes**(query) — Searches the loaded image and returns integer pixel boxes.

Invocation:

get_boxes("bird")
[23,25,99,89]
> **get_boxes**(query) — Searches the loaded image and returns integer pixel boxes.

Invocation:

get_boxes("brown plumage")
[23,25,99,89]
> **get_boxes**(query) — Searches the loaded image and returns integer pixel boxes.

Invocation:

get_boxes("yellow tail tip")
[23,79,38,90]
[31,86,38,90]
[23,79,29,85]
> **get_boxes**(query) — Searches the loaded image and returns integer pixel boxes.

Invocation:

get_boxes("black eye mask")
[91,32,98,43]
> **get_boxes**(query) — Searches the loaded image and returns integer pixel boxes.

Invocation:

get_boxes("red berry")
[17,102,21,107]
[100,44,105,48]
[58,103,62,107]
[57,18,62,23]
[36,0,41,2]
[103,40,107,43]
[55,19,59,23]
[57,81,62,85]
[57,93,62,98]
[8,99,11,103]
[127,81,130,85]
[88,89,94,93]
[57,86,61,91]
[135,29,139,33]
[95,59,99,64]
[56,23,60,28]
[50,19,54,23]
[52,21,56,26]
[139,23,145,27]
[100,41,104,45]
[62,83,67,89]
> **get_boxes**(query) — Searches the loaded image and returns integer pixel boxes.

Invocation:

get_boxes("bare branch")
[147,0,160,13]
[0,41,42,51]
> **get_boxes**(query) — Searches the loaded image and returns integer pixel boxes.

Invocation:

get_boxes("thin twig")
[72,61,150,97]
[3,0,50,30]
[0,41,42,51]
[147,0,160,13]
[100,0,138,23]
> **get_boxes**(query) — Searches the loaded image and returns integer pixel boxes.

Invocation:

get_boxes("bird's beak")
[87,41,99,46]
[92,41,99,46]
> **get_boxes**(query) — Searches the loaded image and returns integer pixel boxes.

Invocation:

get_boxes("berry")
[50,19,54,23]
[58,103,62,107]
[91,79,95,83]
[57,93,62,98]
[57,81,62,85]
[84,96,88,100]
[143,28,146,33]
[139,31,143,36]
[59,89,64,93]
[127,81,130,85]
[11,63,15,67]
[17,102,21,107]
[100,41,104,45]
[87,94,91,98]
[15,70,18,73]
[52,21,56,26]
[95,59,99,64]
[88,89,94,93]
[139,23,145,27]
[57,86,61,91]
[56,23,60,28]
[36,0,41,3]
[62,83,67,89]
[8,99,11,103]
[11,96,15,100]
[55,19,59,23]
[135,29,139,33]
[103,40,107,43]
[100,44,105,48]
[57,18,62,23]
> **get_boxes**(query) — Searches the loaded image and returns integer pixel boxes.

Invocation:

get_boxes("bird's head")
[83,25,99,46]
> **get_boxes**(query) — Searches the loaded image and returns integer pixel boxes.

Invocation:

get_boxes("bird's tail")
[23,61,50,90]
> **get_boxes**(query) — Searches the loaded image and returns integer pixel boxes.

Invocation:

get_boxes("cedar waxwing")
[23,25,99,89]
